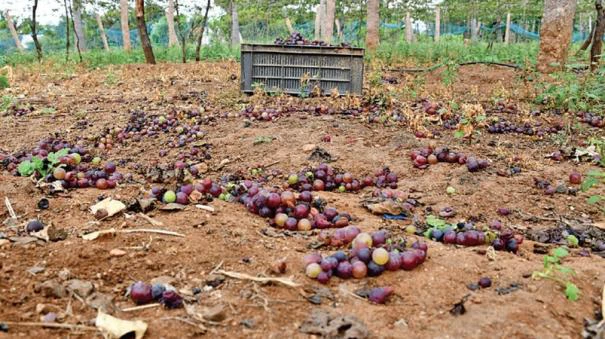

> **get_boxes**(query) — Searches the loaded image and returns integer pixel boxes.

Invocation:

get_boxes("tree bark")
[537,0,577,73]
[68,1,83,62]
[435,7,441,42]
[314,4,321,40]
[504,12,511,44]
[366,0,379,50]
[195,0,211,62]
[470,17,478,41]
[63,0,70,60]
[30,0,43,61]
[335,18,342,40]
[405,11,413,43]
[120,0,132,51]
[318,0,326,39]
[72,0,87,51]
[230,0,241,47]
[3,10,24,51]
[166,0,179,47]
[174,0,186,63]
[285,17,294,34]
[96,12,110,51]
[324,0,335,44]
[580,25,596,51]
[590,0,605,71]
[135,0,156,64]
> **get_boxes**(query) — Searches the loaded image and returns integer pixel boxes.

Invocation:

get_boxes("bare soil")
[0,61,604,339]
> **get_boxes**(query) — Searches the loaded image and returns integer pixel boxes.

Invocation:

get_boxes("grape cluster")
[150,177,222,205]
[487,119,562,136]
[129,281,183,309]
[533,178,578,196]
[287,163,397,193]
[410,146,489,172]
[304,232,427,284]
[576,112,604,128]
[5,104,34,117]
[425,221,522,253]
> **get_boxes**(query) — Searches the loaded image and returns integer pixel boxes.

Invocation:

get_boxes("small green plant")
[17,148,69,177]
[0,75,9,89]
[581,170,605,210]
[454,103,485,144]
[441,61,459,87]
[0,95,13,112]
[104,71,118,86]
[532,247,580,301]
[40,107,56,115]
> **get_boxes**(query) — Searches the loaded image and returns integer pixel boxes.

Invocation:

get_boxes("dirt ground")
[0,61,604,339]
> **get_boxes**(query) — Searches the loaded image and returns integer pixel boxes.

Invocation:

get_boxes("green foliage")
[0,95,13,112]
[17,148,69,178]
[0,75,9,89]
[535,70,605,113]
[532,247,580,301]
[581,170,605,212]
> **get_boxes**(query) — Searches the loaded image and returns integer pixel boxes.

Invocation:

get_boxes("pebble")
[109,248,127,257]
[38,279,66,298]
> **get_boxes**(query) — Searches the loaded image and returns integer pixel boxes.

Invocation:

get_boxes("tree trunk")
[324,0,335,44]
[590,0,605,71]
[30,0,42,61]
[285,17,294,34]
[120,0,132,51]
[537,0,577,73]
[314,4,321,40]
[195,0,211,62]
[471,17,478,41]
[72,0,87,51]
[166,0,179,47]
[135,0,156,64]
[68,2,83,62]
[435,7,441,42]
[230,1,241,47]
[318,0,326,39]
[405,11,413,43]
[174,0,186,63]
[366,0,379,50]
[3,11,24,51]
[63,0,70,60]
[504,12,511,44]
[335,18,342,40]
[580,25,596,51]
[96,12,110,51]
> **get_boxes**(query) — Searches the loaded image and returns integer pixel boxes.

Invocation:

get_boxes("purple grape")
[160,290,183,308]
[317,271,331,284]
[26,219,45,233]
[333,251,348,262]
[104,162,116,174]
[367,261,385,277]
[400,251,417,270]
[492,238,505,251]
[385,252,402,271]
[478,277,492,288]
[336,261,353,279]
[151,284,166,300]
[266,193,281,208]
[356,247,371,263]
[320,257,339,271]
[180,184,193,195]
[505,239,519,253]
[443,230,457,244]
[176,192,188,204]
[130,281,153,305]
[368,287,394,304]
[371,230,388,247]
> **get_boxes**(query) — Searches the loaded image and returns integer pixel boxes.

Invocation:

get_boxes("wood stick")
[216,269,301,288]
[121,303,161,312]
[4,197,17,219]
[137,213,164,227]
[0,321,97,331]
[121,228,185,237]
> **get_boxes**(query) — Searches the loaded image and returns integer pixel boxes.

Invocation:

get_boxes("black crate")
[240,44,364,96]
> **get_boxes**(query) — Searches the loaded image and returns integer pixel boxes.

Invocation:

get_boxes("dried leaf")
[82,228,116,241]
[95,311,147,339]
[90,198,126,218]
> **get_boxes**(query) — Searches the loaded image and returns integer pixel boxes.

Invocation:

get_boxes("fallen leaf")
[90,198,126,218]
[159,203,186,211]
[82,228,116,241]
[95,311,147,339]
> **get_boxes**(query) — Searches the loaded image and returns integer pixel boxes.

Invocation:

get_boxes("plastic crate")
[240,44,365,96]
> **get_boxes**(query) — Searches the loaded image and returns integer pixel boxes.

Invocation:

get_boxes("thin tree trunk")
[30,0,43,61]
[174,0,186,63]
[3,11,24,51]
[285,17,294,34]
[96,12,110,51]
[366,0,379,50]
[230,0,241,47]
[580,25,596,51]
[324,0,336,44]
[166,0,179,47]
[537,0,577,73]
[72,0,86,51]
[435,7,440,42]
[63,0,70,61]
[68,1,83,62]
[314,4,321,40]
[120,0,132,51]
[504,12,511,44]
[405,11,413,43]
[135,0,156,64]
[471,17,478,41]
[590,0,605,71]
[335,18,342,40]
[195,0,211,62]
